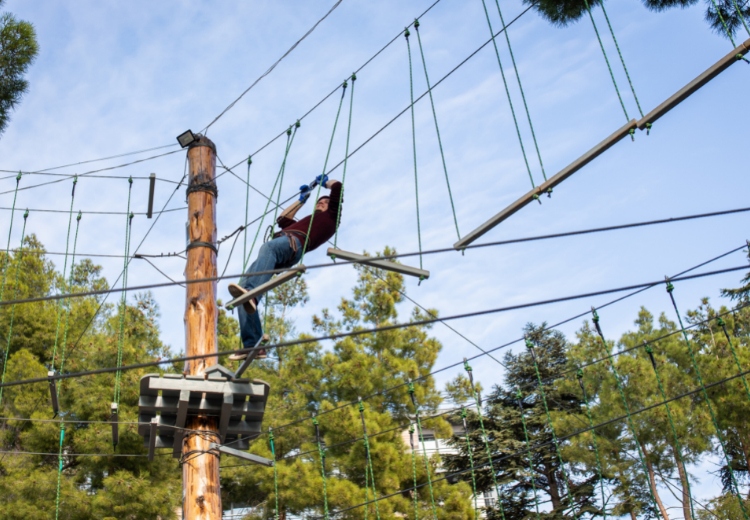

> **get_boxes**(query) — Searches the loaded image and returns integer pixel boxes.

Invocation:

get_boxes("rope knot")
[665,279,674,293]
[286,127,292,136]
[533,193,541,204]
[23,209,29,219]
[404,27,410,38]
[645,122,652,135]
[524,337,534,350]
[76,211,82,221]
[414,19,420,29]
[717,317,725,327]
[591,308,600,323]
[629,128,635,141]
[15,171,21,182]
[128,176,133,185]
[247,155,252,166]
[576,369,584,379]
[295,119,301,128]
[351,72,357,82]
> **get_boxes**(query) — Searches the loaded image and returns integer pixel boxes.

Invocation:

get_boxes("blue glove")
[314,173,329,188]
[299,184,311,203]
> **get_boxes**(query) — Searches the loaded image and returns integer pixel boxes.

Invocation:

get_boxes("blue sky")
[0,0,748,512]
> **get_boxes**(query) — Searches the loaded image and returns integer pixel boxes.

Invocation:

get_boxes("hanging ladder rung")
[225,266,306,311]
[110,402,119,447]
[48,371,59,417]
[637,37,750,130]
[454,118,638,249]
[327,248,430,280]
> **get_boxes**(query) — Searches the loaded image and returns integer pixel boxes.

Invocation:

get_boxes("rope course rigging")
[0,0,749,518]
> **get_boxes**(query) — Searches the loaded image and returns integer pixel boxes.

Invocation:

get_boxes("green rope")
[460,407,480,520]
[591,308,664,518]
[57,211,82,389]
[463,360,506,520]
[269,429,280,520]
[709,0,738,46]
[717,316,750,405]
[408,425,420,520]
[51,176,78,371]
[666,281,750,519]
[597,0,644,120]
[334,73,356,251]
[54,424,65,520]
[730,0,750,37]
[525,339,579,519]
[359,400,381,520]
[407,382,438,520]
[413,20,462,240]
[299,82,347,265]
[492,1,549,186]
[364,458,370,520]
[514,389,541,519]
[242,155,252,271]
[271,128,297,238]
[114,178,134,405]
[243,124,299,273]
[0,173,22,306]
[479,0,538,193]
[642,343,696,520]
[0,209,28,408]
[313,416,330,520]
[404,29,425,273]
[575,371,607,520]
[583,0,631,130]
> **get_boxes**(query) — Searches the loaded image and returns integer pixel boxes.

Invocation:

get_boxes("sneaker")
[228,283,257,315]
[228,334,270,361]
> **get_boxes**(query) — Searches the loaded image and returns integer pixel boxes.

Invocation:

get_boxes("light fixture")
[177,129,197,148]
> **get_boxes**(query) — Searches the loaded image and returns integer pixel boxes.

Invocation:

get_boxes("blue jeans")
[237,235,302,348]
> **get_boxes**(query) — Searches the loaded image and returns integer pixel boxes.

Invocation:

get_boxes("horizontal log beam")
[327,248,430,279]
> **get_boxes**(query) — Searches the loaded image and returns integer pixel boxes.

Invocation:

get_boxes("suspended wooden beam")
[225,266,306,312]
[327,248,430,280]
[110,402,119,447]
[48,371,59,417]
[637,37,750,130]
[454,119,637,249]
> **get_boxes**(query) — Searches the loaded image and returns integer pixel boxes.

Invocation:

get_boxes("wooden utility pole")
[184,135,221,519]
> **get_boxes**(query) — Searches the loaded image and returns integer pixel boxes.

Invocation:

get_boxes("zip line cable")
[201,0,345,133]
[1,259,746,394]
[0,205,184,216]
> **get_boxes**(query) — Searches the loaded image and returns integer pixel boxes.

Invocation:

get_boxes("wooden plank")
[637,38,750,130]
[454,119,638,249]
[327,248,430,279]
[225,266,306,311]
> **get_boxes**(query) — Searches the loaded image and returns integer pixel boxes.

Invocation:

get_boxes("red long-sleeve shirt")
[276,181,342,253]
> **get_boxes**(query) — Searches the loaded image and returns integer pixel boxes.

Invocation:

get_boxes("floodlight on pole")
[177,130,197,148]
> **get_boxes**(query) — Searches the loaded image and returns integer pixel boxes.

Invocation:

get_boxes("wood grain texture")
[183,136,222,519]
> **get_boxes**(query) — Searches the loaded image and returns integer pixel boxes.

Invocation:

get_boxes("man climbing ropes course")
[228,174,342,360]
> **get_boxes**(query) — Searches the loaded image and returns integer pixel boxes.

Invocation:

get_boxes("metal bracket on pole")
[209,443,273,467]
[110,402,119,447]
[48,371,59,417]
[327,248,430,280]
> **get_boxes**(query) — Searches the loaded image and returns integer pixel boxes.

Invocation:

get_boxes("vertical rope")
[514,389,541,519]
[460,407,480,520]
[51,176,78,371]
[492,0,549,186]
[525,339,579,519]
[709,0,738,46]
[666,280,750,519]
[334,73,356,251]
[271,126,299,237]
[57,211,82,388]
[591,308,664,518]
[0,209,28,407]
[582,0,632,131]
[463,360,506,520]
[479,0,538,193]
[299,82,347,264]
[0,173,22,306]
[114,178,134,405]
[413,20,462,240]
[642,342,696,520]
[242,156,252,271]
[404,29,425,273]
[244,124,298,272]
[313,416,330,520]
[575,371,607,520]
[730,0,750,37]
[54,424,65,520]
[717,316,750,404]
[407,382,438,520]
[597,0,645,119]
[408,425,420,520]
[269,428,280,520]
[359,399,381,520]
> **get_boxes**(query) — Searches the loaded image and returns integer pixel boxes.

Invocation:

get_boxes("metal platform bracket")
[138,367,270,458]
[327,248,430,280]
